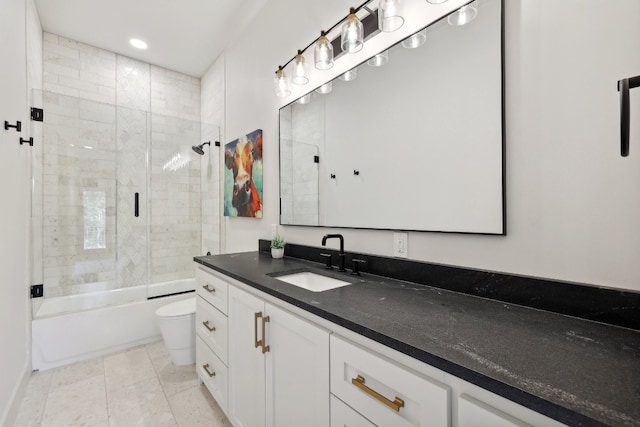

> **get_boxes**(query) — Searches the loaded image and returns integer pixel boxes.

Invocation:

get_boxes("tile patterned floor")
[13,341,229,427]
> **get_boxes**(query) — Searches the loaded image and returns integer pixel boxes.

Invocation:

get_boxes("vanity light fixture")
[448,1,478,26]
[292,50,309,85]
[341,7,364,53]
[314,31,334,70]
[402,29,427,48]
[378,0,404,32]
[297,93,312,104]
[367,50,389,67]
[129,38,148,49]
[426,0,448,4]
[339,67,358,82]
[315,82,333,94]
[274,66,291,97]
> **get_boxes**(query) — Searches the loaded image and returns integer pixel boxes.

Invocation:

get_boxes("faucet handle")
[351,259,366,276]
[320,253,332,269]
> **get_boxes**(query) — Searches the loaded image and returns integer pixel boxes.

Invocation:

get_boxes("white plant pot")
[271,247,284,259]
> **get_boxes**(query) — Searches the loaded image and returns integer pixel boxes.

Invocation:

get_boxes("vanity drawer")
[330,335,450,427]
[196,296,228,365]
[331,394,376,427]
[196,266,228,314]
[196,335,228,414]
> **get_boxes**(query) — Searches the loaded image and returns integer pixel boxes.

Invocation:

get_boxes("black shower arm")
[617,75,640,157]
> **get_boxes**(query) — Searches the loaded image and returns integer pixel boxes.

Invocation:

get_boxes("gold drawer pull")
[261,315,270,354]
[202,320,216,332]
[254,312,263,348]
[203,363,216,378]
[202,284,216,293]
[351,375,404,412]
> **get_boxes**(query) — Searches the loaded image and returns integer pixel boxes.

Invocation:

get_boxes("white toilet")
[156,297,196,365]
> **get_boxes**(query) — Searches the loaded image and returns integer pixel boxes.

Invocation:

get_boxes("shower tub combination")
[32,279,195,371]
[30,90,218,371]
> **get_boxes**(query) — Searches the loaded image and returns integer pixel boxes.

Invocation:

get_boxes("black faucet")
[322,234,346,272]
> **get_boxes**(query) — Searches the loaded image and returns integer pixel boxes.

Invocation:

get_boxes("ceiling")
[34,0,267,77]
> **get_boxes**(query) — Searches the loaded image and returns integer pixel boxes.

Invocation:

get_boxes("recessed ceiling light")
[130,38,148,49]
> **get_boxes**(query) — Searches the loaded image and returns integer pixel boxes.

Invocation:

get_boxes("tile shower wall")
[41,32,203,297]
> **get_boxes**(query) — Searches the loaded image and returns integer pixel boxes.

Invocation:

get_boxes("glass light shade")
[274,67,291,97]
[292,51,309,85]
[448,1,478,26]
[314,32,334,70]
[426,0,448,4]
[339,68,358,82]
[315,82,332,94]
[341,10,364,53]
[402,29,427,48]
[378,0,404,32]
[296,93,311,104]
[367,50,389,67]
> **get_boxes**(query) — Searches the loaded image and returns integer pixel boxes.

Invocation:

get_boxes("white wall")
[0,0,39,423]
[222,0,640,291]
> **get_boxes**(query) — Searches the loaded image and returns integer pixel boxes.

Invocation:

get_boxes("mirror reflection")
[280,0,504,233]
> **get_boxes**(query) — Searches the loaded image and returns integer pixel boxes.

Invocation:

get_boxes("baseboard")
[0,359,31,427]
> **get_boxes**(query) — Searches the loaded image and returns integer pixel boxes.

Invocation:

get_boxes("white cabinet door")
[265,302,330,427]
[228,286,266,427]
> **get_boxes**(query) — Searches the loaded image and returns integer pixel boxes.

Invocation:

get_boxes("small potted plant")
[271,235,286,259]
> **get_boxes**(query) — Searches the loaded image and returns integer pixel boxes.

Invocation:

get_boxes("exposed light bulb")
[292,50,309,85]
[378,0,404,32]
[274,66,291,97]
[314,31,334,70]
[341,8,364,53]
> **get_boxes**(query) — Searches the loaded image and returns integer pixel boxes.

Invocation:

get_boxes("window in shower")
[83,190,107,250]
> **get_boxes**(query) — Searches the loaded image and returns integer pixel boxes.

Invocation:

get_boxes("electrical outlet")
[271,224,278,239]
[393,233,408,258]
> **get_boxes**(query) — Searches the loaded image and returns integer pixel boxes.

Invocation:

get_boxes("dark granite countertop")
[194,252,640,427]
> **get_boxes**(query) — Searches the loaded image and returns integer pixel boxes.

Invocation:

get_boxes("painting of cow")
[224,129,263,218]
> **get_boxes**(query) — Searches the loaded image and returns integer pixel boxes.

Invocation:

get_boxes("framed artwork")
[224,129,263,218]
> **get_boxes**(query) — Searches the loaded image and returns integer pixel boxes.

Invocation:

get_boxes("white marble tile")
[49,356,104,391]
[145,339,169,361]
[107,376,177,427]
[167,384,229,427]
[151,353,199,398]
[104,346,157,395]
[40,374,108,426]
[13,371,53,427]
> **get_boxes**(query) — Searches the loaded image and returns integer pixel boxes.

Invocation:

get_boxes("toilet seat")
[156,297,196,318]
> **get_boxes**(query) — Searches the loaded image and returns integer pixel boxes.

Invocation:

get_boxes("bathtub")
[32,278,195,371]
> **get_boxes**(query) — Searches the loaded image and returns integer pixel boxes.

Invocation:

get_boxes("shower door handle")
[618,75,640,157]
[134,193,139,217]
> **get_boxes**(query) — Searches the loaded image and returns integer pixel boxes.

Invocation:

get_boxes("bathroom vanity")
[194,247,640,427]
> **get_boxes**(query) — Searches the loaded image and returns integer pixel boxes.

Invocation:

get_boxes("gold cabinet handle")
[261,315,270,353]
[254,312,263,348]
[202,320,216,332]
[203,363,216,378]
[202,284,216,293]
[351,375,404,412]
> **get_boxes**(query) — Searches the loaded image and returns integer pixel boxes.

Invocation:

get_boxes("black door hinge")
[31,108,44,122]
[314,155,320,163]
[30,284,43,298]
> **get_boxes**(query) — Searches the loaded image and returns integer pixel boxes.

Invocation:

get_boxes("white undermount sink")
[274,271,352,292]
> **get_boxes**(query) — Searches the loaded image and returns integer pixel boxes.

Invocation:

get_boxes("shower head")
[192,141,211,155]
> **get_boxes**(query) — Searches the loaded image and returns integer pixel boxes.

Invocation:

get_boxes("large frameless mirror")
[279,0,504,234]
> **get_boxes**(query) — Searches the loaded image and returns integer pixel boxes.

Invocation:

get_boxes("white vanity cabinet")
[195,266,230,413]
[228,284,330,427]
